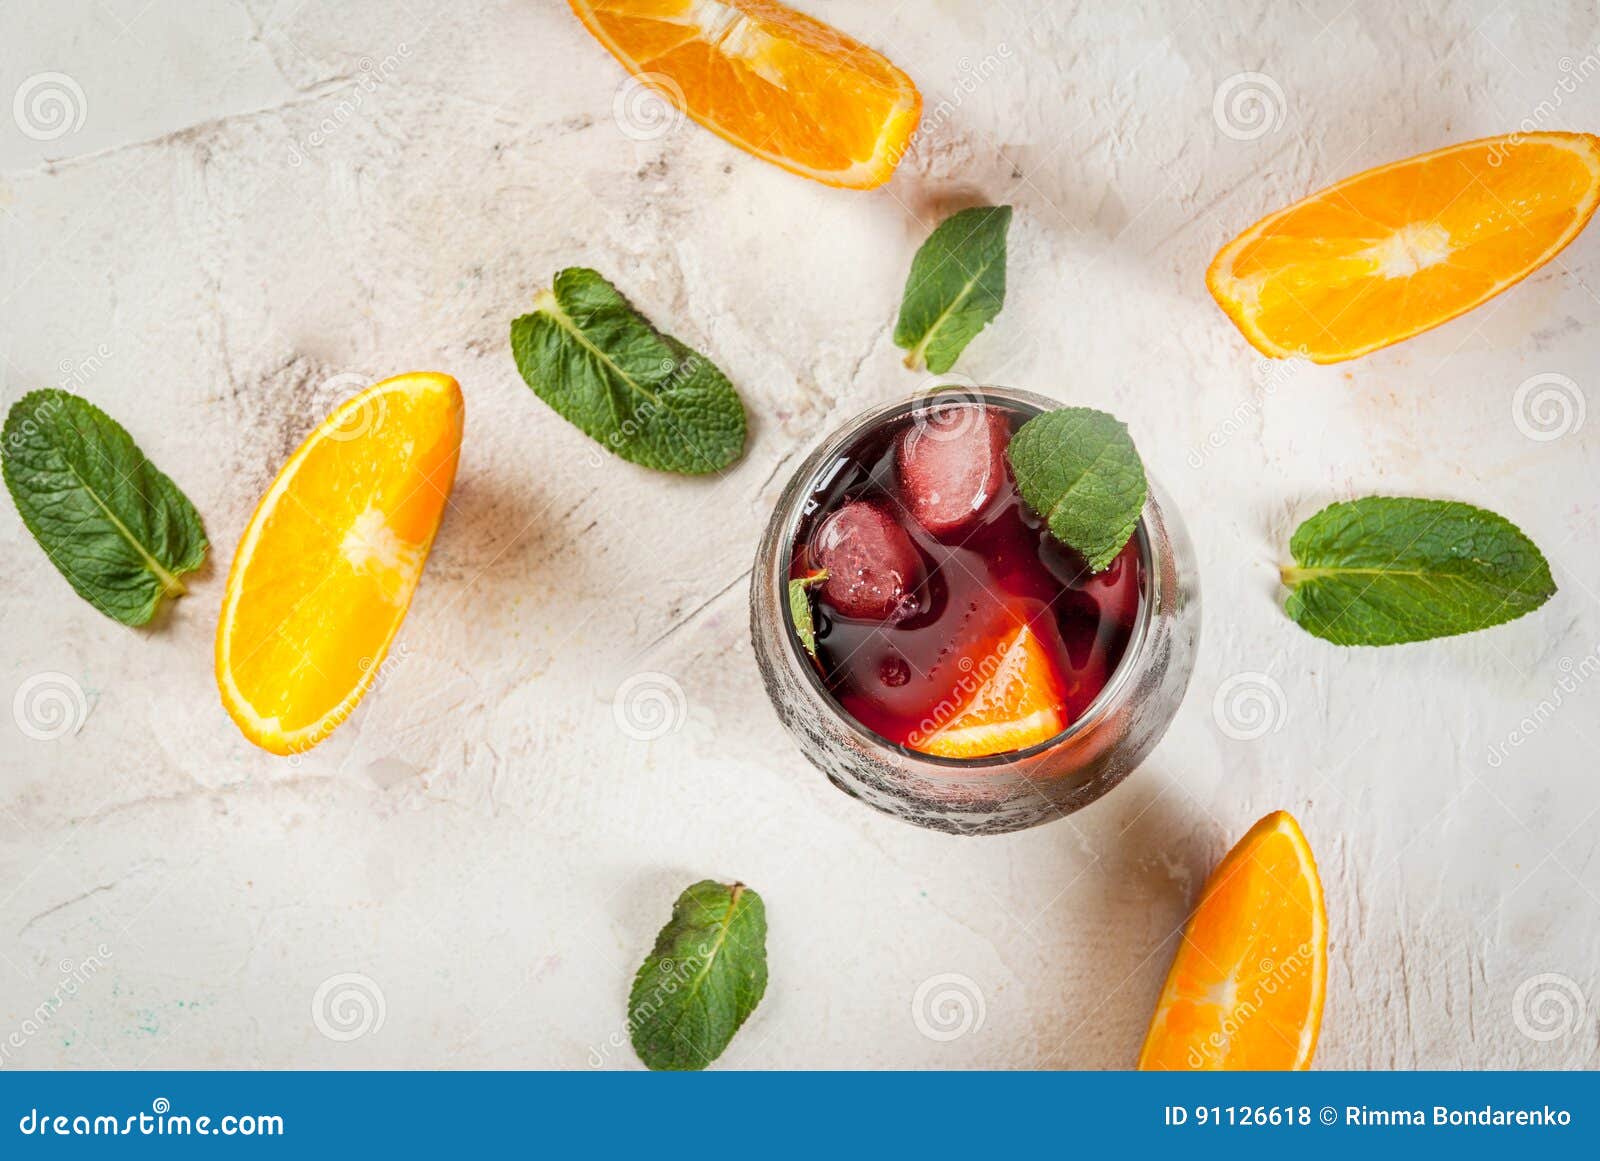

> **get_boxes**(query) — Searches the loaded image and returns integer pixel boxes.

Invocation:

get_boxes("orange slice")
[1139,811,1328,1070]
[1208,132,1600,363]
[568,0,921,189]
[913,622,1066,759]
[216,373,463,756]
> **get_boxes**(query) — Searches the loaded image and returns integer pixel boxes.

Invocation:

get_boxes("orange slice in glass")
[913,622,1066,759]
[1139,811,1328,1070]
[1208,132,1600,363]
[216,372,463,756]
[568,0,921,189]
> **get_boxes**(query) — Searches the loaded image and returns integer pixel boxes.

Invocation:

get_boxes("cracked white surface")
[2,0,1599,1068]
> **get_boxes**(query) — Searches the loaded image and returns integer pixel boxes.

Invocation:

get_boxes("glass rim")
[772,385,1161,773]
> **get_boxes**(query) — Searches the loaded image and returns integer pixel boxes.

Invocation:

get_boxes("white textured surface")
[3,0,1600,1069]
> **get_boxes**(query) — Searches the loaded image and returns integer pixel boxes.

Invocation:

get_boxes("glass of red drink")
[750,386,1199,834]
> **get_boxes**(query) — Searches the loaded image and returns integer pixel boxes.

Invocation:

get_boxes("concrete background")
[1,0,1598,1068]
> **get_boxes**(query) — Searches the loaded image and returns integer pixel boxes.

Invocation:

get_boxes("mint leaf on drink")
[3,389,208,626]
[788,569,828,659]
[895,205,1012,373]
[1282,497,1556,646]
[629,880,768,1071]
[510,267,747,475]
[1006,407,1146,572]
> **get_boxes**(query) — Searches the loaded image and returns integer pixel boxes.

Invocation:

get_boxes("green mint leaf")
[1282,497,1556,646]
[788,569,828,659]
[3,389,208,626]
[510,268,747,475]
[895,205,1012,373]
[1005,407,1146,572]
[629,880,768,1071]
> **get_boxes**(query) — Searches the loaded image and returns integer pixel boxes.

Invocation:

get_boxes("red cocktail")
[788,399,1143,759]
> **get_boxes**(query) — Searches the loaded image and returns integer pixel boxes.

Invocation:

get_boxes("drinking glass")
[749,386,1200,835]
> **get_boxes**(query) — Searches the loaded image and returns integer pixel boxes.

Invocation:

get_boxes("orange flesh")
[914,622,1067,759]
[1208,132,1600,362]
[1139,811,1328,1070]
[568,0,921,189]
[216,373,463,755]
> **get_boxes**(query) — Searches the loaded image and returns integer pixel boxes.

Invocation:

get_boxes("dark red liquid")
[789,401,1144,756]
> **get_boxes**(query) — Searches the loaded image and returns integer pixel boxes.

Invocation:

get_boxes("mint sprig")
[629,880,768,1071]
[1006,407,1146,572]
[3,389,208,625]
[1282,497,1556,645]
[788,569,828,659]
[510,268,747,475]
[895,205,1012,373]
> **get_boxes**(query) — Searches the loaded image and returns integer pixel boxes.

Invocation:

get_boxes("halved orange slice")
[568,0,921,189]
[1208,132,1600,362]
[216,373,463,756]
[1139,811,1328,1070]
[913,622,1066,759]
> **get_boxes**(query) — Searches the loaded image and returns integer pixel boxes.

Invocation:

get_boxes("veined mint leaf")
[895,205,1012,373]
[1282,497,1556,646]
[629,880,767,1071]
[1006,407,1146,572]
[788,569,828,659]
[3,389,207,626]
[510,268,747,475]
